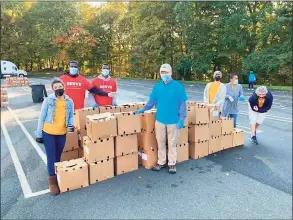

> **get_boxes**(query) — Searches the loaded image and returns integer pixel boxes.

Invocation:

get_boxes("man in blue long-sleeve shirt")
[134,64,187,174]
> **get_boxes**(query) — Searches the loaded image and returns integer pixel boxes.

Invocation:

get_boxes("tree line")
[1,1,292,85]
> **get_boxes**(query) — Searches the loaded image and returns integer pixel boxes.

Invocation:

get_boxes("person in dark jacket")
[248,86,273,144]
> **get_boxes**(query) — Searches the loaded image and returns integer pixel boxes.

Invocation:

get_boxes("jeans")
[229,114,238,128]
[249,82,254,89]
[42,131,66,176]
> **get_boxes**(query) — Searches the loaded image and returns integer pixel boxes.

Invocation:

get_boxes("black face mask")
[215,76,221,81]
[55,89,64,97]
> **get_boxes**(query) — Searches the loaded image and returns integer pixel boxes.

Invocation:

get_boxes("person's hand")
[93,103,99,109]
[108,92,118,97]
[253,106,258,111]
[227,96,234,102]
[133,109,144,115]
[239,95,245,102]
[67,126,75,132]
[177,120,184,129]
[112,102,118,107]
[36,137,43,144]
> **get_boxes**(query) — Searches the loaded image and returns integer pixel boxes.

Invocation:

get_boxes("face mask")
[55,88,64,97]
[215,76,221,81]
[102,69,110,76]
[233,80,238,85]
[160,74,171,82]
[69,67,79,75]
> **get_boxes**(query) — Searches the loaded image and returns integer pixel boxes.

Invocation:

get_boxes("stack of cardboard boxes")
[138,110,158,169]
[55,101,244,193]
[1,86,8,108]
[5,77,31,87]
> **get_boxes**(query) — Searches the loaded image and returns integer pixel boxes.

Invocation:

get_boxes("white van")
[0,60,28,78]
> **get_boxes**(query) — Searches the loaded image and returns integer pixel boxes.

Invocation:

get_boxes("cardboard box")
[115,112,142,135]
[115,134,138,157]
[89,159,114,184]
[188,124,209,142]
[74,107,99,130]
[115,153,138,175]
[209,120,222,138]
[61,149,79,162]
[141,110,156,132]
[63,130,79,152]
[99,105,120,114]
[138,148,158,169]
[78,129,87,147]
[189,140,209,159]
[176,142,189,163]
[78,147,84,158]
[1,102,8,108]
[133,102,146,110]
[208,135,222,154]
[1,95,8,102]
[83,136,114,163]
[178,126,188,144]
[86,113,117,140]
[119,104,137,112]
[1,89,7,95]
[188,103,209,125]
[232,128,244,147]
[187,101,197,108]
[221,117,234,135]
[221,134,233,150]
[55,158,89,193]
[137,131,158,151]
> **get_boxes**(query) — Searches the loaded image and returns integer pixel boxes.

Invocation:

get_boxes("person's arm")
[82,76,109,96]
[136,86,157,113]
[88,86,108,96]
[35,98,48,138]
[203,83,210,103]
[68,100,74,126]
[215,84,226,110]
[239,85,244,97]
[259,92,273,113]
[248,94,256,110]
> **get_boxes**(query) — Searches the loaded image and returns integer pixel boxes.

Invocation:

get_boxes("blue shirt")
[143,80,187,125]
[249,73,256,82]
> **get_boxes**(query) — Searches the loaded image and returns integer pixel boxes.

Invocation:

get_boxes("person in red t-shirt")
[89,64,118,108]
[60,61,117,110]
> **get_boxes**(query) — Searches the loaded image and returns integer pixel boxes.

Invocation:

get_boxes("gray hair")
[256,86,268,95]
[213,71,222,77]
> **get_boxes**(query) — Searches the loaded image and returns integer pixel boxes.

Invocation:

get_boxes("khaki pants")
[155,121,179,166]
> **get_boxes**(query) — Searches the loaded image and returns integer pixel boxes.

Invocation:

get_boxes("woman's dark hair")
[51,79,64,88]
[230,73,238,79]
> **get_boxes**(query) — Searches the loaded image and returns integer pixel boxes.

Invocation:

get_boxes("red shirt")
[91,77,117,106]
[60,74,93,110]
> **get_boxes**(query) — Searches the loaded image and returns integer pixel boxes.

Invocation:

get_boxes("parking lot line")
[237,125,263,134]
[1,122,33,198]
[26,189,50,198]
[7,106,47,165]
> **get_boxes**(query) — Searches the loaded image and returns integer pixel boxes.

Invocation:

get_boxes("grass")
[27,72,292,92]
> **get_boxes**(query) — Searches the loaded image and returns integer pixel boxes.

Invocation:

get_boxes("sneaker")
[250,136,258,145]
[152,163,167,171]
[168,165,176,174]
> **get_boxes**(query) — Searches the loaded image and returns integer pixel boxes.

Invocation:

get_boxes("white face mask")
[233,80,239,85]
[102,69,110,76]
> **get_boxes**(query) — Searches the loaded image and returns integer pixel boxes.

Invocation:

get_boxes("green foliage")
[0,1,292,85]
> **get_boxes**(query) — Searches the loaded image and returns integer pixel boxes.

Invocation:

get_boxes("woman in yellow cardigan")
[35,79,74,195]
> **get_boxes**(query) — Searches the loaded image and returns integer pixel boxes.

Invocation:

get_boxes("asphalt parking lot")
[1,77,292,219]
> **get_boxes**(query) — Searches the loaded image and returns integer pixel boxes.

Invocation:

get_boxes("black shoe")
[168,165,176,174]
[250,136,258,145]
[152,163,167,171]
